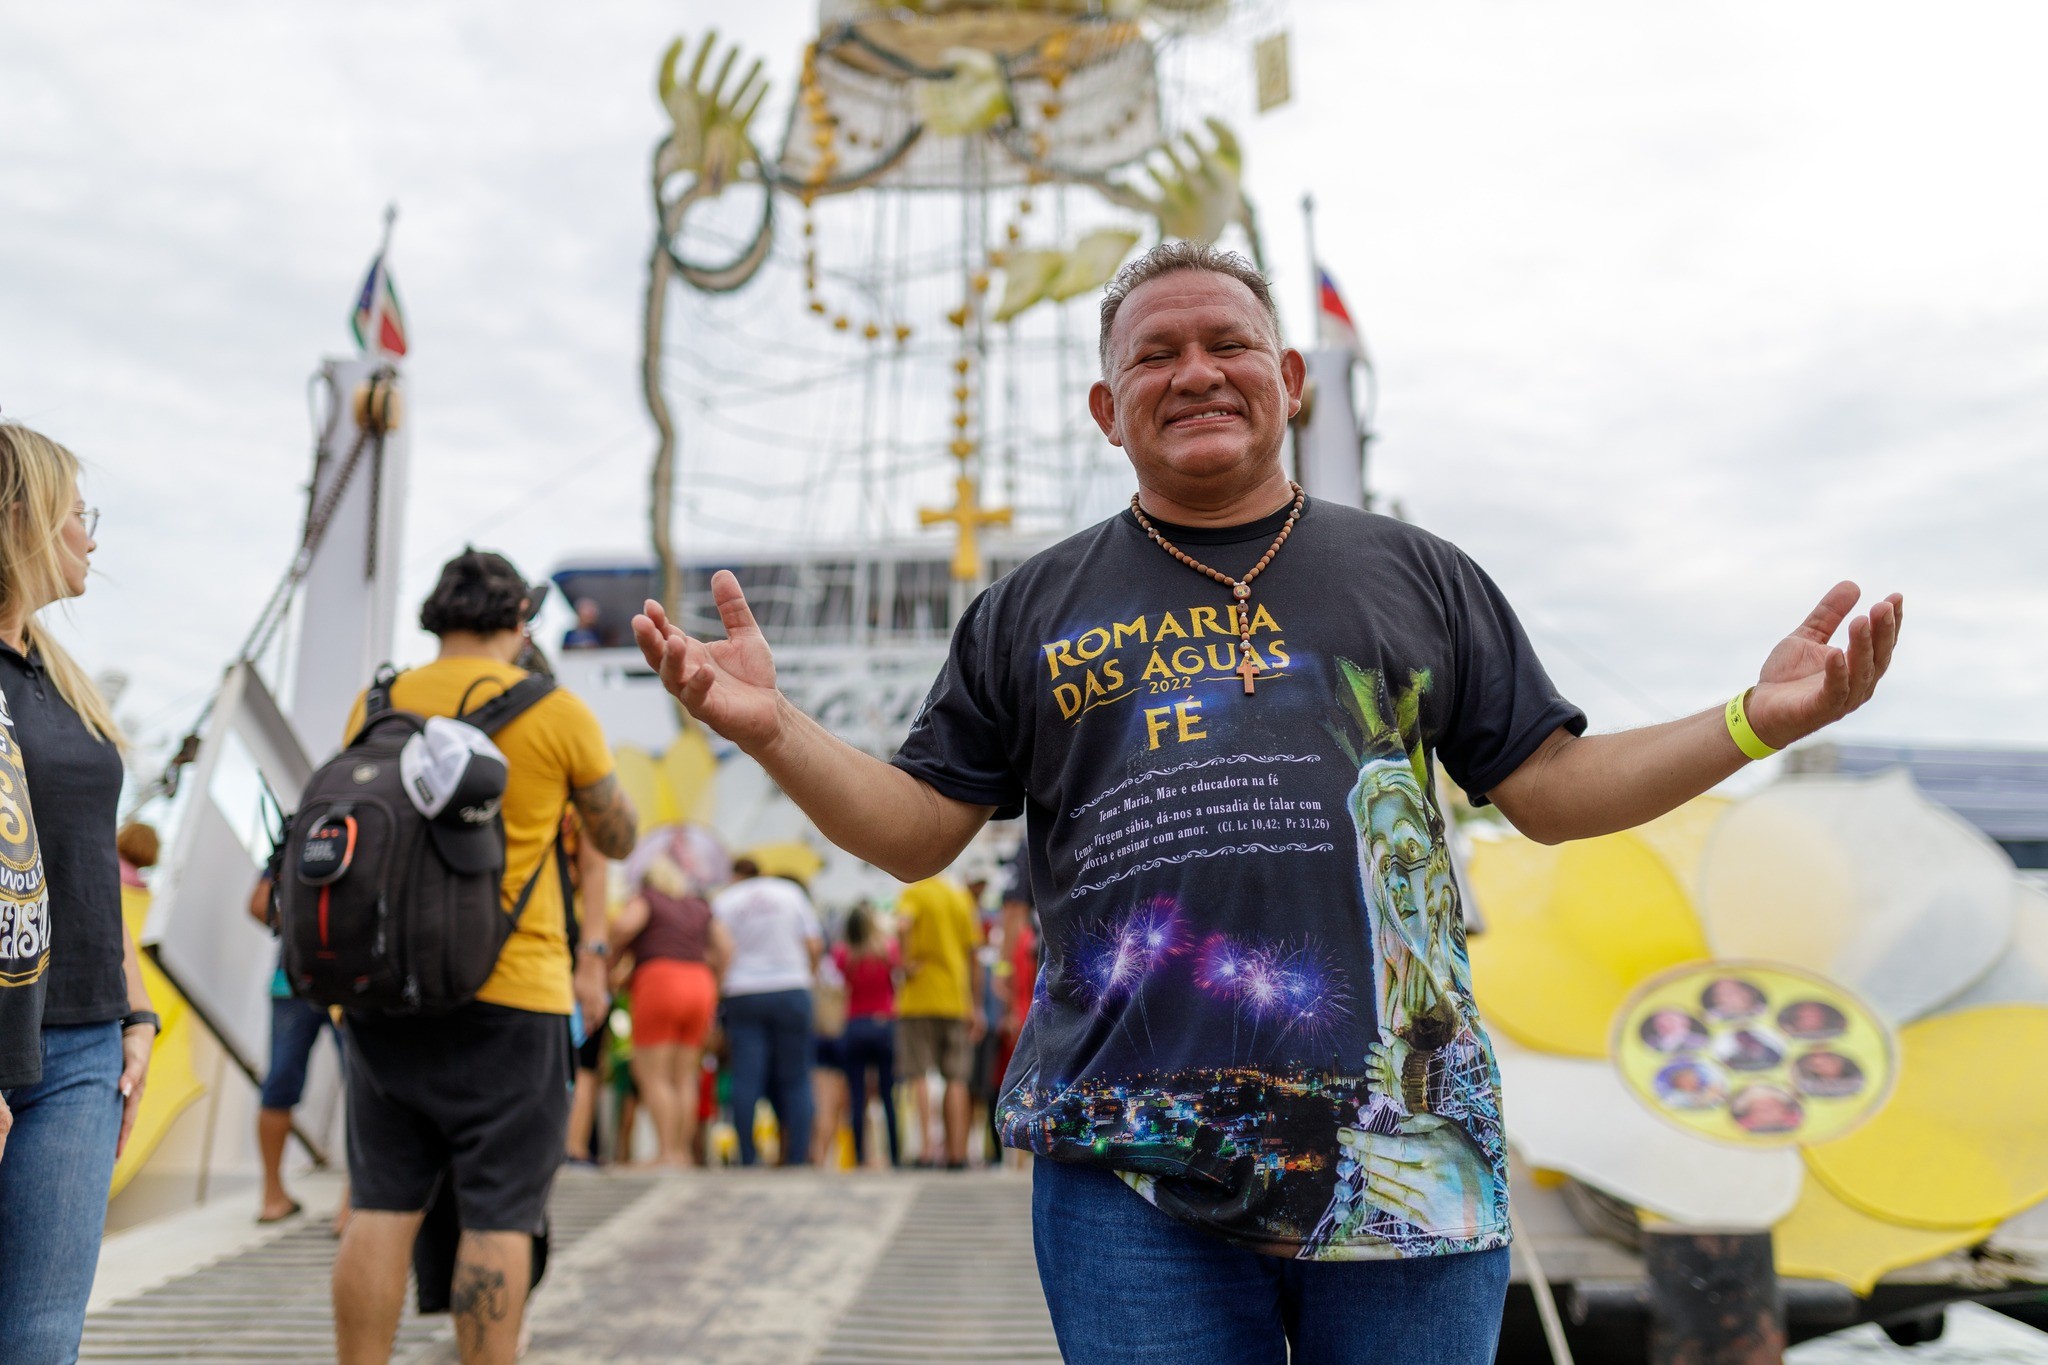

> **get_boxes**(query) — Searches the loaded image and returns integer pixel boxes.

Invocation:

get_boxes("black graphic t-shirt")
[892,497,1584,1260]
[0,684,51,1090]
[0,641,126,1028]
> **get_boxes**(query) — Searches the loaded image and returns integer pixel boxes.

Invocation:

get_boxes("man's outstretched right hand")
[633,570,995,884]
[632,571,785,752]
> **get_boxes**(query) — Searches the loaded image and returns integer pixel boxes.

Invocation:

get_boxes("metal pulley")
[352,371,402,434]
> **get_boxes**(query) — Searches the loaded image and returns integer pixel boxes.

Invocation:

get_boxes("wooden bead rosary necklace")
[1129,482,1306,694]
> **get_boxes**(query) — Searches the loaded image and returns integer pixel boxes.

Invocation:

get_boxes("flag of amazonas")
[1316,266,1363,361]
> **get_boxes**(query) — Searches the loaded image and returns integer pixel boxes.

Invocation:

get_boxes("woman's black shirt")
[0,640,126,1027]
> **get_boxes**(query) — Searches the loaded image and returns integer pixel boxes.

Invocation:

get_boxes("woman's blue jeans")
[0,1022,125,1364]
[720,989,813,1166]
[839,1015,900,1167]
[1032,1157,1511,1365]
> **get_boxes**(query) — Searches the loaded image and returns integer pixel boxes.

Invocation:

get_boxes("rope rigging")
[126,367,400,817]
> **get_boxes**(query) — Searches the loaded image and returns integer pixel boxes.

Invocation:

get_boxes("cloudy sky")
[3,0,2044,787]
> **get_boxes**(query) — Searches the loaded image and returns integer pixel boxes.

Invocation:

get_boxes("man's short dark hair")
[1098,240,1283,375]
[420,548,530,637]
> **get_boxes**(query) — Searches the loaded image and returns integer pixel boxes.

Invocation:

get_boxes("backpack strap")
[504,828,564,931]
[345,665,413,747]
[558,820,582,952]
[459,675,558,738]
[462,671,564,929]
[366,664,401,719]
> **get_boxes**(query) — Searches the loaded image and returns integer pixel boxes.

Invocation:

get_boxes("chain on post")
[134,367,401,816]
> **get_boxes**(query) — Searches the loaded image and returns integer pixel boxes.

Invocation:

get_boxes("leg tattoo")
[450,1261,510,1356]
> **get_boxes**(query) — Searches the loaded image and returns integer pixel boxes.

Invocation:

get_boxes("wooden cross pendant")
[1236,648,1263,694]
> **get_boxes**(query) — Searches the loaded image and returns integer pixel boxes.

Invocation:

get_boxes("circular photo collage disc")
[1611,960,1896,1149]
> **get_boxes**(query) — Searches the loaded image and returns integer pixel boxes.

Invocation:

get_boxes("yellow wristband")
[1724,689,1779,761]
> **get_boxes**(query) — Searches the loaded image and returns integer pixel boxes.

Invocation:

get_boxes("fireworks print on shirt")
[999,661,1509,1259]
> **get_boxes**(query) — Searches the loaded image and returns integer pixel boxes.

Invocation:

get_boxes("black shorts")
[344,1002,572,1234]
[575,1020,607,1074]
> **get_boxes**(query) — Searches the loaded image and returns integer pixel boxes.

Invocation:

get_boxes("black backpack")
[272,667,560,1014]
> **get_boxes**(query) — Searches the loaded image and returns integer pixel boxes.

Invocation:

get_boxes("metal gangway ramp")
[80,1169,1060,1364]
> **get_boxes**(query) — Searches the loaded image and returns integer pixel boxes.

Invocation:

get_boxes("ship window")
[890,559,953,636]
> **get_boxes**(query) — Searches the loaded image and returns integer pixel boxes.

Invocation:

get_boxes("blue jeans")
[839,1015,900,1167]
[1031,1158,1511,1365]
[260,995,337,1110]
[720,989,813,1166]
[0,1023,125,1364]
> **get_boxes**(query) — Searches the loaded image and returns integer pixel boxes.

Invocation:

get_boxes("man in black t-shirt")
[633,241,1903,1364]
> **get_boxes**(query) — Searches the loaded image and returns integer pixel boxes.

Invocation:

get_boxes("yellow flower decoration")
[611,727,828,891]
[109,881,208,1197]
[1468,772,2048,1294]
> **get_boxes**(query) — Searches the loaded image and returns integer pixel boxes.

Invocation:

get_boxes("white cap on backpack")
[399,716,510,874]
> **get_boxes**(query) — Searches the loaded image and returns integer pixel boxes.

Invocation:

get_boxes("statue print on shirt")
[1309,661,1505,1254]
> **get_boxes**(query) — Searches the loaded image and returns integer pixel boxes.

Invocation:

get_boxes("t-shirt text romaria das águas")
[891,498,1584,1260]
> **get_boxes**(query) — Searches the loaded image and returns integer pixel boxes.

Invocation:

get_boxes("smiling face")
[1089,268,1304,514]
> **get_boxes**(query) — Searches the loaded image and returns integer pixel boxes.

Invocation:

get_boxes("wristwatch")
[120,1010,161,1034]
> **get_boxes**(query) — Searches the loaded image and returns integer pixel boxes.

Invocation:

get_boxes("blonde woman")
[608,851,731,1166]
[0,423,157,1364]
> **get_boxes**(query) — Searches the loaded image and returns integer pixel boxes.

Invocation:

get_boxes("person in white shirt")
[710,859,823,1166]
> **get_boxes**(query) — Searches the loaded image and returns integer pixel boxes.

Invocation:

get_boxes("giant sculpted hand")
[1744,582,1902,750]
[657,32,769,197]
[1335,1114,1496,1236]
[632,572,785,752]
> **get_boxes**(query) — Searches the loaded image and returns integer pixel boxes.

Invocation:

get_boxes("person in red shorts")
[607,853,731,1167]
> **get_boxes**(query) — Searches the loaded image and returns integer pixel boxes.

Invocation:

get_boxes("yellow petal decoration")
[109,886,207,1198]
[1469,828,1709,1057]
[741,841,825,887]
[660,726,720,826]
[1803,1004,2048,1229]
[1772,1175,1995,1296]
[1621,793,1728,902]
[613,746,678,835]
[993,250,1065,323]
[1048,229,1140,302]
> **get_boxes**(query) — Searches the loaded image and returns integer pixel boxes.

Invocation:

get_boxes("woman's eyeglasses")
[76,506,99,537]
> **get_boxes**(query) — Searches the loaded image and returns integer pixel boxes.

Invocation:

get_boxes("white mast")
[144,211,413,1168]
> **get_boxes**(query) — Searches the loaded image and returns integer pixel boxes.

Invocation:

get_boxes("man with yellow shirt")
[896,875,985,1168]
[330,550,635,1365]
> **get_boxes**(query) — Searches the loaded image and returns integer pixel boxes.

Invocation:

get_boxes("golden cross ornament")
[919,474,1013,582]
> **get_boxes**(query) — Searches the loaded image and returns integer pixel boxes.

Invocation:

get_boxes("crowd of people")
[565,851,1037,1174]
[0,431,1041,1364]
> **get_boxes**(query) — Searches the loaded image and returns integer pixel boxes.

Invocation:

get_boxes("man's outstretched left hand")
[1745,582,1903,750]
